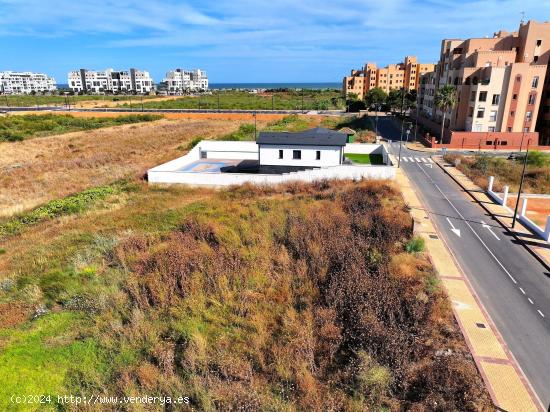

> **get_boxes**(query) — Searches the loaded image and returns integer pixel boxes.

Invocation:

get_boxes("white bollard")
[502,186,509,207]
[488,176,494,192]
[520,197,528,217]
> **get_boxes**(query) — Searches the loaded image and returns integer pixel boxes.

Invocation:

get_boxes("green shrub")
[526,150,550,167]
[405,236,425,253]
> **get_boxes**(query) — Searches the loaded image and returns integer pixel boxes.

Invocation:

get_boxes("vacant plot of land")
[1,94,173,108]
[0,179,491,411]
[0,113,161,141]
[504,196,550,227]
[122,90,343,111]
[345,153,384,165]
[444,153,550,194]
[0,118,262,216]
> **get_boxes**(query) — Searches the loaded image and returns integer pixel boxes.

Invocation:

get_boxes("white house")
[257,128,348,168]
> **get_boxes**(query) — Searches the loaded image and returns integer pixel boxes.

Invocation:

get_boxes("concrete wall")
[148,164,396,186]
[487,176,550,242]
[200,140,258,160]
[259,144,342,167]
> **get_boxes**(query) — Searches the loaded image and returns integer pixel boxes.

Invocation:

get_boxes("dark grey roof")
[257,127,348,146]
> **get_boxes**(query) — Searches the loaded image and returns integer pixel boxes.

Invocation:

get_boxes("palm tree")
[434,85,457,142]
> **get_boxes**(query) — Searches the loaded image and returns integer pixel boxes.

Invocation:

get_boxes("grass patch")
[405,236,425,253]
[345,153,384,165]
[0,114,162,141]
[0,182,132,238]
[0,312,106,411]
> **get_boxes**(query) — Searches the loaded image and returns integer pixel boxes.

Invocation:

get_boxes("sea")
[209,82,340,90]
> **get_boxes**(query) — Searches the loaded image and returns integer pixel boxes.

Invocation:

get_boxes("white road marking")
[481,220,501,240]
[538,310,545,317]
[520,287,526,295]
[415,157,423,163]
[421,158,427,163]
[528,298,534,305]
[402,157,409,162]
[427,158,434,163]
[414,162,518,285]
[408,157,414,162]
[446,217,462,237]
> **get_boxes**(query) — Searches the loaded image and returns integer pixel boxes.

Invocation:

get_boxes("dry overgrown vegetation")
[0,118,267,216]
[0,179,492,411]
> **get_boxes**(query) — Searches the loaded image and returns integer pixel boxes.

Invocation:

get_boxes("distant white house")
[257,128,348,168]
[67,68,154,94]
[162,69,208,94]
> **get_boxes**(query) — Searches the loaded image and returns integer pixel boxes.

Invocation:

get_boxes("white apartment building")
[162,69,208,94]
[0,71,57,94]
[68,68,154,94]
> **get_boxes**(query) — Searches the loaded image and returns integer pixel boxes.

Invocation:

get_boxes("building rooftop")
[257,127,348,146]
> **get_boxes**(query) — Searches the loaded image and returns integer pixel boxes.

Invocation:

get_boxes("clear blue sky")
[0,0,547,84]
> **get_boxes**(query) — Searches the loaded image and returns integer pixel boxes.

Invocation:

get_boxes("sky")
[0,0,549,84]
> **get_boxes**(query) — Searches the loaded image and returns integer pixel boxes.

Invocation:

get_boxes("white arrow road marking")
[481,220,500,240]
[446,217,461,237]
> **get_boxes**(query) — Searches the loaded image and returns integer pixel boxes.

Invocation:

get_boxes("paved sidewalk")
[433,156,550,268]
[395,162,542,412]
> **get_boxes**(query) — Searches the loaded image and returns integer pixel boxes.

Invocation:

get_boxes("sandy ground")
[505,196,550,227]
[0,117,269,216]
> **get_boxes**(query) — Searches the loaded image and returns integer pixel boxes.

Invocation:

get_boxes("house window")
[475,124,482,132]
[479,91,487,102]
[491,94,500,105]
[488,127,496,132]
[477,108,485,118]
[513,94,517,100]
[470,91,476,101]
[486,141,493,145]
[278,149,283,159]
[526,111,532,120]
[534,56,539,63]
[510,110,515,117]
[536,39,542,46]
[508,127,512,132]
[532,76,539,88]
[524,127,529,132]
[500,141,508,146]
[292,150,301,160]
[528,94,536,105]
[490,111,497,121]
[316,150,321,160]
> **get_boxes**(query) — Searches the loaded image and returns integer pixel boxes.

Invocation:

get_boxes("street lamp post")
[512,138,531,228]
[398,123,412,168]
[253,112,257,140]
[414,92,419,142]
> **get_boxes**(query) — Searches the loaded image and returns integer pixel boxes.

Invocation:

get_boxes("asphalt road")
[378,116,550,408]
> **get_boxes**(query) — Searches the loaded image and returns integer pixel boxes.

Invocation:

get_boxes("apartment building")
[68,68,154,94]
[422,19,550,137]
[0,71,56,94]
[536,64,550,145]
[162,69,208,94]
[342,56,435,99]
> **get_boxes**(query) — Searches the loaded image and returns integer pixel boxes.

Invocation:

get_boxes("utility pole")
[301,89,304,113]
[398,122,412,168]
[375,103,379,137]
[414,91,419,141]
[512,138,531,228]
[253,112,257,140]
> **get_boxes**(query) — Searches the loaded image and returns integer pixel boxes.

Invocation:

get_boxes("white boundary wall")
[148,140,395,186]
[487,176,550,242]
